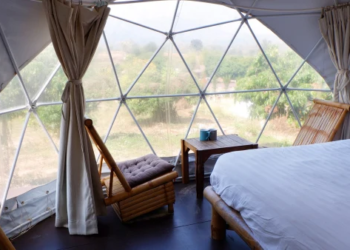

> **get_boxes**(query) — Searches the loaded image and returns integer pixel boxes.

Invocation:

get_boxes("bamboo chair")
[84,119,178,222]
[293,99,350,146]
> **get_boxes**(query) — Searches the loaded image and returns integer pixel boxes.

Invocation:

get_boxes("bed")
[205,139,350,250]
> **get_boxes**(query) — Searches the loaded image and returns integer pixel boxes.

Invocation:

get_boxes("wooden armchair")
[293,99,350,146]
[84,118,178,222]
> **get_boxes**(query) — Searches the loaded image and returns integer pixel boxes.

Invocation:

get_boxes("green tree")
[235,44,332,124]
[191,39,203,51]
[202,49,222,79]
[216,56,252,87]
[126,44,198,122]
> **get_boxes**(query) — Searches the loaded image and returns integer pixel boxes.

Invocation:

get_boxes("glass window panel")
[36,105,61,149]
[174,1,241,32]
[37,67,67,104]
[206,91,280,143]
[288,62,330,89]
[109,1,177,32]
[129,41,199,96]
[36,101,120,159]
[248,19,304,85]
[186,98,225,176]
[258,94,299,147]
[188,99,223,139]
[128,96,199,157]
[174,22,240,90]
[104,17,165,94]
[287,91,333,124]
[105,104,152,161]
[7,113,58,199]
[20,44,60,100]
[0,0,337,203]
[0,76,27,112]
[85,101,120,159]
[210,23,280,93]
[83,38,120,100]
[0,111,27,204]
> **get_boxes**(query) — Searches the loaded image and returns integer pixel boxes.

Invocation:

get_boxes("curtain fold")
[42,0,110,235]
[319,5,350,139]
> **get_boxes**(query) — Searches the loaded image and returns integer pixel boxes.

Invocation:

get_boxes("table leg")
[181,139,189,184]
[195,152,204,199]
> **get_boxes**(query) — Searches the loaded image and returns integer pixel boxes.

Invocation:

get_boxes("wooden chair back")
[293,99,350,146]
[84,118,131,192]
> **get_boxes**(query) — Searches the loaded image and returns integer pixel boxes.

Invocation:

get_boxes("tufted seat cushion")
[117,154,174,188]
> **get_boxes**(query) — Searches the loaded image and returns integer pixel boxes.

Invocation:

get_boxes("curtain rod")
[323,2,350,11]
[31,0,324,12]
[31,0,109,6]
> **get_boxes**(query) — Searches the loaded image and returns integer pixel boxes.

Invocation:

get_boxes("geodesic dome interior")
[0,0,342,223]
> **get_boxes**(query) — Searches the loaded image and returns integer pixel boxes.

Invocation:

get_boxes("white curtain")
[319,5,350,139]
[42,0,109,235]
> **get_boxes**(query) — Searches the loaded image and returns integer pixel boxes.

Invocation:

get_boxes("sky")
[105,0,289,51]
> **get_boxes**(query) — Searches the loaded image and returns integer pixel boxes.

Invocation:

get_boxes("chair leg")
[168,203,174,213]
[211,207,226,240]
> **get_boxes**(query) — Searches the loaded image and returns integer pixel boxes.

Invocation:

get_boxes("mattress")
[211,140,350,250]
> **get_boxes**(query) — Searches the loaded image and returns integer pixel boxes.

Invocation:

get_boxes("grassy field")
[89,96,300,161]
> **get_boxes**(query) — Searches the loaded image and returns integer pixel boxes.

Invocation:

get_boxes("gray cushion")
[117,154,174,188]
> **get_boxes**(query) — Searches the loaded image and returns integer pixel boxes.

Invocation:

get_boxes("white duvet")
[211,140,350,250]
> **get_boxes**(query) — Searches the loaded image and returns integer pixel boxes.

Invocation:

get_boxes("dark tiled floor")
[13,181,250,250]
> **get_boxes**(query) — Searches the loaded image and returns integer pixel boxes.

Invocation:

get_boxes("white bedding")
[211,140,350,250]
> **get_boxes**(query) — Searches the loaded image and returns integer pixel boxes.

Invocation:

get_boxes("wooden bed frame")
[203,99,350,249]
[204,186,263,249]
[0,226,15,250]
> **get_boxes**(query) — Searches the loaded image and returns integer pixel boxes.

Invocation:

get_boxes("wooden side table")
[181,135,258,198]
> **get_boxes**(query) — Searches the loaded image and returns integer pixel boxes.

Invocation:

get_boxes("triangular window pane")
[129,41,199,96]
[188,99,223,139]
[206,91,280,143]
[36,101,120,159]
[104,17,165,94]
[289,62,330,89]
[258,94,299,147]
[85,101,120,159]
[128,96,199,157]
[109,1,177,32]
[36,105,61,149]
[37,67,67,104]
[0,76,27,112]
[248,19,304,86]
[287,91,333,125]
[185,99,224,176]
[174,22,240,90]
[174,1,241,32]
[0,111,27,204]
[20,44,60,101]
[105,104,152,161]
[83,38,120,100]
[209,23,280,93]
[7,113,58,199]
